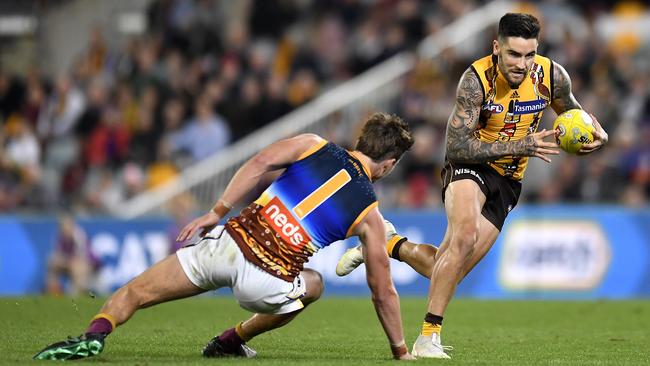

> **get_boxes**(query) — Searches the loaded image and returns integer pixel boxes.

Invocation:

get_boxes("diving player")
[34,113,416,361]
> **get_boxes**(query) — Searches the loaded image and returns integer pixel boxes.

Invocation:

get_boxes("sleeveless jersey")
[470,54,554,180]
[225,140,378,281]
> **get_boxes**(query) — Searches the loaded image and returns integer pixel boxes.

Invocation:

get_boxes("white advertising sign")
[499,220,610,290]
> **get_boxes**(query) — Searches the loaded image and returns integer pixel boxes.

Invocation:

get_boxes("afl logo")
[483,103,504,113]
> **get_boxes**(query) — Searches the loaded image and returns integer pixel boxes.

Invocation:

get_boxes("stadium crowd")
[0,0,648,215]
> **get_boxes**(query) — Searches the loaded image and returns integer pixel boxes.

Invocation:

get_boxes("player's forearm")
[216,155,269,211]
[360,217,408,355]
[446,131,533,163]
[365,257,406,348]
[370,287,407,352]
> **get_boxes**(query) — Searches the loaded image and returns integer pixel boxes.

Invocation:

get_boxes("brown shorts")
[441,161,522,231]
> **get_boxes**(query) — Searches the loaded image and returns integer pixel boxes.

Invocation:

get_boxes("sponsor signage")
[1,207,649,299]
[261,196,311,248]
[499,220,611,290]
[90,231,169,294]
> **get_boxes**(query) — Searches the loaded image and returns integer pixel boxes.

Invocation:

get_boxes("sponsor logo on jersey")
[483,103,504,113]
[512,99,547,115]
[262,196,311,248]
[510,91,520,99]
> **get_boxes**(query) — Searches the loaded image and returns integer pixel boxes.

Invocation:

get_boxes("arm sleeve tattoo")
[445,68,534,163]
[550,61,581,115]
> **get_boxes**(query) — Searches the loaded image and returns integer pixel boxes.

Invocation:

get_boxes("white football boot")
[412,333,452,359]
[335,220,399,276]
[335,245,364,276]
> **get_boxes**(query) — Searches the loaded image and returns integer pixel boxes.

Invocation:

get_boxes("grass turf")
[1,296,649,365]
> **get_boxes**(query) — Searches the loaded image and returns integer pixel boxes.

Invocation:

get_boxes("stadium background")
[1,0,649,301]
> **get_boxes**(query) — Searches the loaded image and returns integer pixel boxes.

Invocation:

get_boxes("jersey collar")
[348,151,373,181]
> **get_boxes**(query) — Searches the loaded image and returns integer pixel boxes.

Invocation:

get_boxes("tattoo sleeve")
[550,61,581,114]
[445,68,532,163]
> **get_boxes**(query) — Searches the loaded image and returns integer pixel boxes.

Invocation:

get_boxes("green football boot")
[33,333,105,361]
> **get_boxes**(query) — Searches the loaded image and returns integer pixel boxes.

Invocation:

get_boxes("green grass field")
[1,296,649,365]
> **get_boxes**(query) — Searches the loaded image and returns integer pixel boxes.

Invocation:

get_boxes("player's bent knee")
[300,269,324,305]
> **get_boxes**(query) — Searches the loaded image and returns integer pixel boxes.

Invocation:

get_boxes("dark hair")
[355,112,414,161]
[498,13,540,40]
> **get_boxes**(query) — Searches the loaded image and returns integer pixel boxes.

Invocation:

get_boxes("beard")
[503,68,528,88]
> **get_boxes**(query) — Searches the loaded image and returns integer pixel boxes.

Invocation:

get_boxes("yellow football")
[552,109,595,154]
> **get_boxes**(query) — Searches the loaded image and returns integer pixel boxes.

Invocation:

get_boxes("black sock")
[424,312,443,326]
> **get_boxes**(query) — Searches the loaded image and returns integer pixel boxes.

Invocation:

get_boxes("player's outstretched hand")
[177,211,220,242]
[578,113,608,155]
[520,129,560,163]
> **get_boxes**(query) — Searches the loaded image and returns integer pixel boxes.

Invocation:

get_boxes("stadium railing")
[113,1,515,218]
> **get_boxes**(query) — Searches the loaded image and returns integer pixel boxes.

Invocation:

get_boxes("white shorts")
[176,226,306,314]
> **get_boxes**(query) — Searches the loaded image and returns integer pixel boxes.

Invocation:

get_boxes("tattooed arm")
[550,61,608,154]
[446,68,559,164]
[550,62,581,114]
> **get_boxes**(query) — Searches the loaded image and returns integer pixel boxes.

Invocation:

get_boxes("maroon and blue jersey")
[225,139,378,281]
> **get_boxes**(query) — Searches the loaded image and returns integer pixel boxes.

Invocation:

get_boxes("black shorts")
[441,161,522,231]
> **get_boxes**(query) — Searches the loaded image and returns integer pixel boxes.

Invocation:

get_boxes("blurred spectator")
[168,95,230,162]
[0,116,41,210]
[46,215,97,295]
[399,126,442,208]
[84,107,130,168]
[621,183,648,208]
[259,73,291,125]
[82,168,123,212]
[218,75,264,139]
[286,69,319,107]
[22,72,47,128]
[1,0,649,213]
[620,125,650,199]
[249,0,297,39]
[0,69,25,122]
[147,139,179,189]
[36,74,85,139]
[121,162,146,201]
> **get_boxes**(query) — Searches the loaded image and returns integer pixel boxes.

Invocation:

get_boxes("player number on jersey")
[292,169,351,219]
